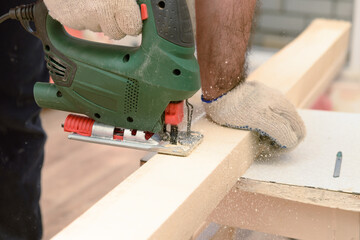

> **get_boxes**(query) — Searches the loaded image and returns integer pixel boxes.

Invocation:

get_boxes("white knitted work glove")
[44,0,142,39]
[203,81,306,150]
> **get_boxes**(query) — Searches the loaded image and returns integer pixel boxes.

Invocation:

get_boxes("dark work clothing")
[0,0,48,239]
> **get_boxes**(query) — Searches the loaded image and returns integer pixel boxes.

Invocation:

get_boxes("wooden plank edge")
[208,185,360,240]
[237,178,360,212]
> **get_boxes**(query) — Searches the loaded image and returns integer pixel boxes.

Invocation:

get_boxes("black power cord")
[0,13,10,24]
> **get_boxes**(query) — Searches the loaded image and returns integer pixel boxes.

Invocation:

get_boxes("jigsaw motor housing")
[33,0,200,133]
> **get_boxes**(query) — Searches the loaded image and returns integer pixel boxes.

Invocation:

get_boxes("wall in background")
[253,0,354,48]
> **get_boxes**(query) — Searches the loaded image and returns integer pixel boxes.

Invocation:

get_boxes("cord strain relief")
[9,3,35,21]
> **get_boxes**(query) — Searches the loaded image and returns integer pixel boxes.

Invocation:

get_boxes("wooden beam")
[250,19,350,108]
[209,184,360,240]
[236,178,360,212]
[52,19,350,240]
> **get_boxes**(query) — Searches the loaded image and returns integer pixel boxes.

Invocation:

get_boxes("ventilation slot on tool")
[45,55,67,79]
[43,53,76,87]
[124,78,139,114]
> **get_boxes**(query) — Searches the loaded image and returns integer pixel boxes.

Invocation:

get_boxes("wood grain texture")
[237,178,360,212]
[52,19,350,240]
[209,186,360,240]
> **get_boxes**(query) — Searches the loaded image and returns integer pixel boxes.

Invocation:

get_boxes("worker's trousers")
[0,0,48,239]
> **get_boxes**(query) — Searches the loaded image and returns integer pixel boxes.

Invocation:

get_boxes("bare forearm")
[195,0,257,100]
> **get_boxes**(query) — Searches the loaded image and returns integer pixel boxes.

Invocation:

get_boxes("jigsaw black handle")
[148,0,194,47]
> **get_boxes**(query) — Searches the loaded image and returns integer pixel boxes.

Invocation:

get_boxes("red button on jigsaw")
[141,4,148,20]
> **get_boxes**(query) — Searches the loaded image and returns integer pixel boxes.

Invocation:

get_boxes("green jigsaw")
[0,0,203,156]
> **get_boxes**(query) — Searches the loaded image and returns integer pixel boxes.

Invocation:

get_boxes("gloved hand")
[44,0,142,39]
[203,81,306,150]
